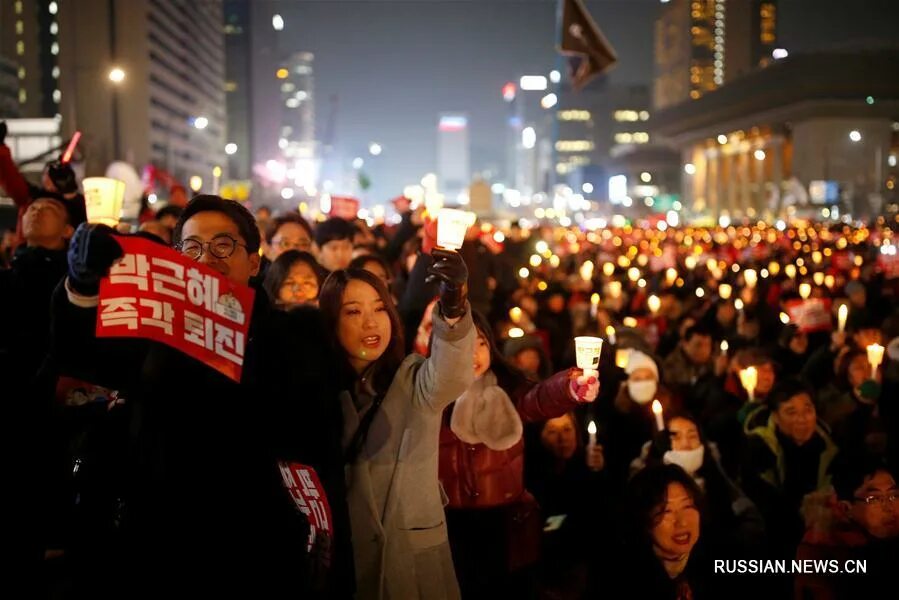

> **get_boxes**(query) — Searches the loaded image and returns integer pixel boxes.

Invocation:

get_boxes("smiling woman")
[318,258,475,599]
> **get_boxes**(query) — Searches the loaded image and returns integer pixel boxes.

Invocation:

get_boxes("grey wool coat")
[342,305,475,600]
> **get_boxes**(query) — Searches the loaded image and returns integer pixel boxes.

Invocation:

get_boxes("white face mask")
[664,446,705,475]
[627,380,657,405]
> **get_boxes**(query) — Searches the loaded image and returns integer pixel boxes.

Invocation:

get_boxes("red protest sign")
[96,236,255,382]
[329,195,360,220]
[278,461,334,562]
[784,298,833,333]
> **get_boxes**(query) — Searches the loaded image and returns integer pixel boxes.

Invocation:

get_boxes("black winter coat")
[48,283,353,597]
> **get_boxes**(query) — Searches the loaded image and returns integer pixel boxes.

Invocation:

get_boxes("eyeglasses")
[855,494,898,506]
[177,235,247,260]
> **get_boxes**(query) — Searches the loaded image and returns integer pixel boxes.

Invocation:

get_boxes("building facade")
[0,0,61,119]
[56,0,226,184]
[652,49,899,220]
[654,0,778,110]
[437,113,470,203]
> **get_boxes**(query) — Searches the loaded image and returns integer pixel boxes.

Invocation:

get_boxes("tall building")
[437,113,470,202]
[223,0,251,179]
[56,0,226,183]
[654,0,778,110]
[277,52,317,192]
[0,54,19,117]
[0,0,61,118]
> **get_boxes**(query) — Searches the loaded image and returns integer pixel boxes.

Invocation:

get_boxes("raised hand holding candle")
[867,344,885,379]
[436,208,470,251]
[652,399,665,432]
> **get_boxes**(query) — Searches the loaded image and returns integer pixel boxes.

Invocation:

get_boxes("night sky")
[273,0,899,202]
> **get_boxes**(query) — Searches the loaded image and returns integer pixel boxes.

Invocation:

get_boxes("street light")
[225,143,238,155]
[369,142,382,156]
[849,130,862,142]
[352,157,364,169]
[193,116,209,130]
[108,67,125,83]
[684,163,696,175]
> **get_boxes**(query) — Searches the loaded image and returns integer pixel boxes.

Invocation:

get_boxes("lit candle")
[837,304,848,333]
[628,267,641,282]
[685,256,697,270]
[509,307,522,324]
[813,272,825,287]
[623,316,638,328]
[780,312,790,324]
[652,399,665,432]
[603,262,615,277]
[718,283,732,300]
[740,366,758,402]
[580,261,594,282]
[590,293,600,318]
[665,268,678,286]
[648,294,660,315]
[608,281,622,298]
[744,269,758,289]
[615,348,630,369]
[799,283,811,300]
[587,420,597,447]
[867,343,885,379]
[574,336,604,379]
[785,264,797,279]
[720,340,729,356]
[606,325,616,346]
[735,298,745,311]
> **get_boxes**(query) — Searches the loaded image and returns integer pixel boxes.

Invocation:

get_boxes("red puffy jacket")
[439,368,580,509]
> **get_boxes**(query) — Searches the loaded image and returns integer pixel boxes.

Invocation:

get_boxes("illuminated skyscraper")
[654,0,778,110]
[437,113,470,202]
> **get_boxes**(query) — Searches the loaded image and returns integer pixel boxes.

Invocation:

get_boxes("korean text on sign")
[278,461,334,563]
[96,235,255,382]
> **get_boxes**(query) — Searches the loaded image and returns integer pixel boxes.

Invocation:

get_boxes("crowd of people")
[2,126,898,599]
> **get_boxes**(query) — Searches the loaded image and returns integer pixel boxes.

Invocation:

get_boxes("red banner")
[784,298,833,333]
[329,195,360,220]
[96,236,255,382]
[278,461,333,562]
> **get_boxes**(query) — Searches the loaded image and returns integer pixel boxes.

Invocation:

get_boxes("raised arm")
[515,368,596,423]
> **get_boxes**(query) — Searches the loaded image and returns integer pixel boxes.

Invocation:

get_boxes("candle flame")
[651,399,663,416]
[587,421,597,435]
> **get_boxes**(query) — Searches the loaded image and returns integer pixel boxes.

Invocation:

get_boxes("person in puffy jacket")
[439,310,598,598]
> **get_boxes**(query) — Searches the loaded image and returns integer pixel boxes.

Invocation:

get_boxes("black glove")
[425,248,468,319]
[0,121,7,146]
[67,223,124,296]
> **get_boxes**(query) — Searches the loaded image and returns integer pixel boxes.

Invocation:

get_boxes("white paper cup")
[575,336,603,376]
[83,177,125,227]
[436,208,470,250]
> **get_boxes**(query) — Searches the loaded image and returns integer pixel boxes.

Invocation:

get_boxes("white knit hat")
[625,350,659,379]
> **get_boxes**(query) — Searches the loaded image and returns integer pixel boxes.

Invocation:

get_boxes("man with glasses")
[50,195,352,597]
[796,459,898,598]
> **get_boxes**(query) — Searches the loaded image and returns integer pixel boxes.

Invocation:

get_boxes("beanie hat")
[625,350,659,379]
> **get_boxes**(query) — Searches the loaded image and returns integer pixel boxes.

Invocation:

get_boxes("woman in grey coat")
[319,250,474,600]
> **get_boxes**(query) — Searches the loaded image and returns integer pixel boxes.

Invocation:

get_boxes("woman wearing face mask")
[318,248,475,600]
[604,350,677,485]
[439,311,598,598]
[630,412,766,560]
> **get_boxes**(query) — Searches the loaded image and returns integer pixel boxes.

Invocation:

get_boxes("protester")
[439,310,598,598]
[314,217,355,273]
[48,195,353,597]
[318,251,474,600]
[742,378,839,556]
[263,249,325,309]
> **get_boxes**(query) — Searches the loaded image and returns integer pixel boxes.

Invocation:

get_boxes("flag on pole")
[558,0,618,90]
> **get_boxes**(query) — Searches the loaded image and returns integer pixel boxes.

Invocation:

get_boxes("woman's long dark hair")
[471,310,531,394]
[262,250,325,307]
[624,464,706,553]
[318,268,406,396]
